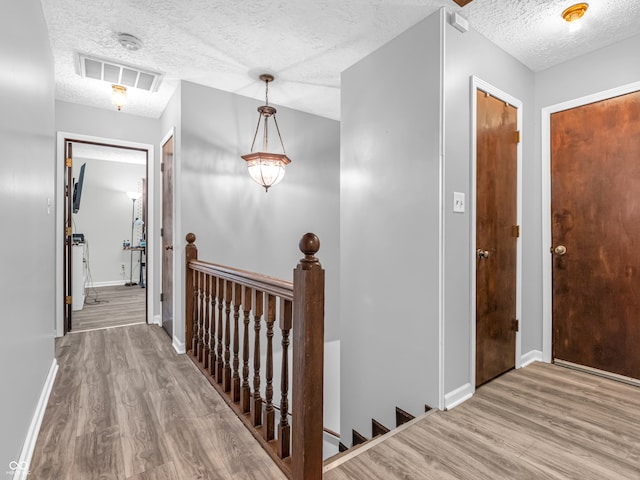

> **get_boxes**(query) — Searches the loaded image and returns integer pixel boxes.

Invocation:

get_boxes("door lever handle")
[477,249,490,259]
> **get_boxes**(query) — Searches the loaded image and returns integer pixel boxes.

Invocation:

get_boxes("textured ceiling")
[41,0,640,120]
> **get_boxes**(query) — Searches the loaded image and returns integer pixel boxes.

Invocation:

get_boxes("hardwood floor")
[30,324,288,480]
[324,362,640,480]
[72,285,145,332]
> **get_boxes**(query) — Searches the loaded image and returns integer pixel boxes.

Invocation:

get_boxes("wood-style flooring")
[72,285,145,332]
[324,362,640,480]
[29,323,288,480]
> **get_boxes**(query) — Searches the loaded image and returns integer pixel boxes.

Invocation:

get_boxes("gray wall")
[72,158,146,285]
[177,80,340,343]
[0,0,55,469]
[443,12,536,394]
[340,11,442,440]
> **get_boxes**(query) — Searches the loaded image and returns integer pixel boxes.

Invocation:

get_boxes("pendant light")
[241,74,291,192]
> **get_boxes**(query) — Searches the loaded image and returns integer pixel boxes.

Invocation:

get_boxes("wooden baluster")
[232,282,242,402]
[292,233,324,480]
[278,298,292,459]
[223,280,232,392]
[185,233,197,354]
[202,274,211,369]
[216,276,224,383]
[241,286,253,413]
[264,294,276,441]
[252,290,264,427]
[195,271,203,361]
[198,271,206,363]
[208,275,218,376]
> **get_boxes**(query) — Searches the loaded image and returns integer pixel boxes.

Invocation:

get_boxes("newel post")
[185,233,198,354]
[292,233,325,480]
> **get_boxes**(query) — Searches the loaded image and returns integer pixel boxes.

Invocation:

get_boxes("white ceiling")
[41,0,640,121]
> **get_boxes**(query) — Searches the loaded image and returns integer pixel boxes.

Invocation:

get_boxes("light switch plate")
[453,192,465,213]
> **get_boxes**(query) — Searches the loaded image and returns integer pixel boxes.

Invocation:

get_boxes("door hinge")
[513,319,519,332]
[65,296,72,305]
[160,228,163,237]
[514,130,521,143]
[66,157,72,168]
[512,225,520,238]
[160,293,164,302]
[66,227,72,237]
[160,162,164,172]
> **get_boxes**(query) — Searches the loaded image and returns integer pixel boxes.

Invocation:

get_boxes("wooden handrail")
[189,259,294,300]
[184,232,324,480]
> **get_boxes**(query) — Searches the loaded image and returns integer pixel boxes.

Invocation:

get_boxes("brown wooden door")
[64,141,73,333]
[161,135,174,337]
[551,90,640,379]
[476,89,518,386]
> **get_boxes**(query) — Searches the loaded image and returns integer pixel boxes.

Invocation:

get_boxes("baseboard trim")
[444,382,473,410]
[173,336,186,354]
[86,280,126,288]
[521,349,543,368]
[153,314,161,326]
[13,358,58,480]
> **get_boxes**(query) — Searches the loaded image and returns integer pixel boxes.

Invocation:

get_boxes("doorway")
[472,78,522,387]
[550,89,640,380]
[56,132,155,336]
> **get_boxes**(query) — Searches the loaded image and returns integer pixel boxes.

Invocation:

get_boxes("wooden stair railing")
[184,232,324,480]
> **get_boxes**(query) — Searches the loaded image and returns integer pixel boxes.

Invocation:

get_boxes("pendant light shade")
[241,74,291,192]
[112,84,127,111]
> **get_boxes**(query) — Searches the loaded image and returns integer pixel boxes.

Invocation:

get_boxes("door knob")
[477,249,490,259]
[165,245,173,251]
[551,245,566,256]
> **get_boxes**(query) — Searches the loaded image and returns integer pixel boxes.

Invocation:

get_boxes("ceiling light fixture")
[117,33,143,51]
[241,74,291,192]
[111,84,127,111]
[562,3,588,32]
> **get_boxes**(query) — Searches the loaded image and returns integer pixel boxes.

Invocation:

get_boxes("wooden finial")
[299,232,320,256]
[186,232,196,244]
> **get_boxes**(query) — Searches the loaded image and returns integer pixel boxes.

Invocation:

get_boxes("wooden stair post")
[292,233,325,480]
[185,233,198,353]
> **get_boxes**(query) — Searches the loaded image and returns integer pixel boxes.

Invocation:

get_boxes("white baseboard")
[86,280,126,288]
[13,359,58,480]
[153,314,161,326]
[520,349,543,368]
[173,336,185,354]
[444,382,473,410]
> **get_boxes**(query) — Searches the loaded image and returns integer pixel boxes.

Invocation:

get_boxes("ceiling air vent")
[77,53,162,92]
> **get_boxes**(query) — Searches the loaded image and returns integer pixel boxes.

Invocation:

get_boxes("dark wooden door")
[64,141,73,334]
[476,89,518,386]
[161,136,174,337]
[551,90,640,379]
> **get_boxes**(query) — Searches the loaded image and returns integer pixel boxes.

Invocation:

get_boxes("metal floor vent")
[77,53,162,92]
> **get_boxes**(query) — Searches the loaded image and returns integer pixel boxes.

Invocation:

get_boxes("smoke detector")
[117,33,143,51]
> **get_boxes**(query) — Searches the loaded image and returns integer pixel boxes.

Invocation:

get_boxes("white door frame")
[55,131,155,336]
[540,80,640,362]
[469,76,523,389]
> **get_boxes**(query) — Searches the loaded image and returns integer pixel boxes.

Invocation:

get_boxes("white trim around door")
[55,131,155,337]
[469,76,523,389]
[540,80,640,363]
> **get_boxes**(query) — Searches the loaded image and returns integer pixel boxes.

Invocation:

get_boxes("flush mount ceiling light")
[241,74,291,192]
[562,3,588,32]
[117,33,143,51]
[112,84,127,111]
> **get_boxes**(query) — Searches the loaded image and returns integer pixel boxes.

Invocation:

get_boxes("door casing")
[541,80,640,363]
[55,132,156,336]
[470,76,523,389]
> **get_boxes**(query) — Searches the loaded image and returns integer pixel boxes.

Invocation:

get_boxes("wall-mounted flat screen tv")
[72,163,86,214]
